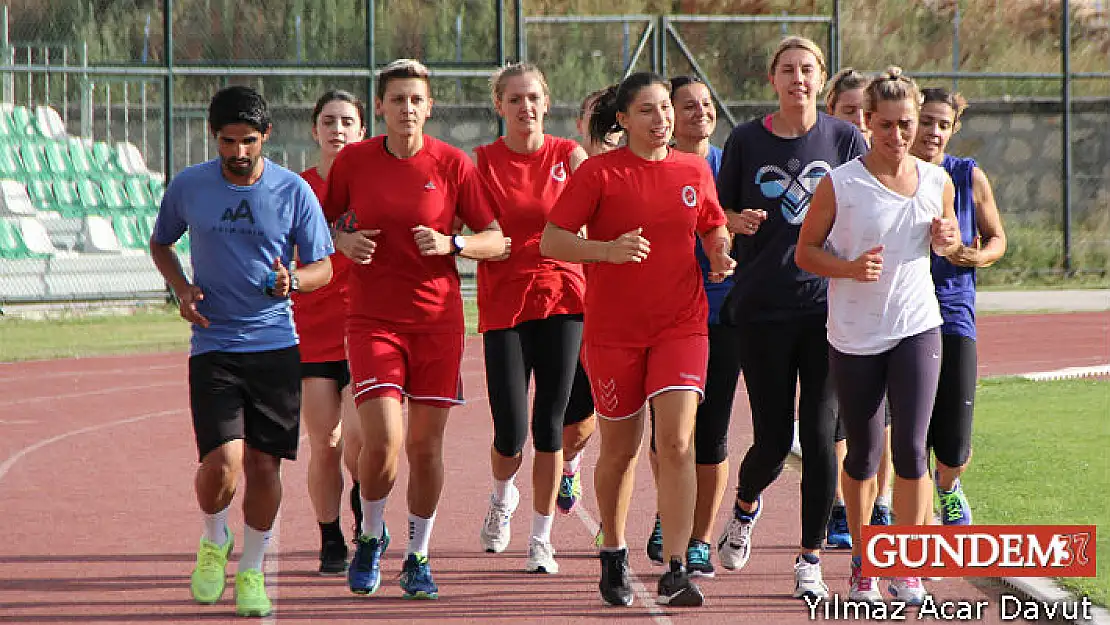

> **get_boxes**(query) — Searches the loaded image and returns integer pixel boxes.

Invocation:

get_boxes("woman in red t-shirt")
[472,63,588,574]
[541,72,734,609]
[325,59,506,599]
[291,89,365,575]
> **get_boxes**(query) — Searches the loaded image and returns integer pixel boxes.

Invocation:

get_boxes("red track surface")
[0,312,1105,624]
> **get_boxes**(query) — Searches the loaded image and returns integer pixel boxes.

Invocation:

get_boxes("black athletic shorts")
[189,345,302,461]
[301,359,351,391]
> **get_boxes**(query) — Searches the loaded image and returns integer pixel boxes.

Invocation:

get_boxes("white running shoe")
[888,577,928,605]
[525,537,559,574]
[848,562,884,603]
[716,498,762,571]
[792,556,829,600]
[480,484,520,553]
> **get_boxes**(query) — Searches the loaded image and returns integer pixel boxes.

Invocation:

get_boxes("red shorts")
[347,325,465,408]
[582,334,709,420]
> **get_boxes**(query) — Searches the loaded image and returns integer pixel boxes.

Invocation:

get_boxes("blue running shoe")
[556,470,582,514]
[348,525,390,595]
[870,503,893,526]
[646,513,664,564]
[400,552,439,600]
[826,504,852,549]
[937,477,973,525]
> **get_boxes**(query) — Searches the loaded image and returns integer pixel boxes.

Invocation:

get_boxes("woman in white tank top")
[795,68,962,606]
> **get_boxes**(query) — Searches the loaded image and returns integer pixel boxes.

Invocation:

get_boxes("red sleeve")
[548,160,601,233]
[323,148,352,223]
[455,156,497,232]
[696,161,726,234]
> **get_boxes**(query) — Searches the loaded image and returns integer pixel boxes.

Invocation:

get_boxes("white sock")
[361,495,388,540]
[493,477,515,503]
[876,493,892,508]
[563,454,582,475]
[203,505,231,545]
[238,525,272,572]
[407,512,436,557]
[531,512,554,543]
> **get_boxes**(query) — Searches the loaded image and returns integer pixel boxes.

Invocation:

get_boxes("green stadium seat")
[52,179,82,216]
[76,179,105,212]
[100,178,128,211]
[25,179,56,212]
[43,142,71,177]
[66,140,94,175]
[18,143,46,177]
[0,144,21,176]
[0,218,30,258]
[111,213,145,249]
[0,107,13,141]
[148,176,164,203]
[0,217,52,258]
[33,106,66,140]
[91,141,121,173]
[124,176,156,210]
[8,106,35,137]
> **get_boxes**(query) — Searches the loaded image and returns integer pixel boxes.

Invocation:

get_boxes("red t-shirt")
[291,167,351,363]
[547,147,726,347]
[474,136,586,333]
[323,135,496,333]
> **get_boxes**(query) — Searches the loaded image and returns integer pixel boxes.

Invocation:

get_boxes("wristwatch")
[450,234,466,256]
[289,271,300,293]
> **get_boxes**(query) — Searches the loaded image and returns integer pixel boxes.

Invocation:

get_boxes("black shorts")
[301,359,351,391]
[189,345,302,461]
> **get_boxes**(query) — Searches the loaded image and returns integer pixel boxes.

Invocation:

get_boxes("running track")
[0,312,1105,624]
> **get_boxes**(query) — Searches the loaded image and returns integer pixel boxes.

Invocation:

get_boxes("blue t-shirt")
[931,154,978,340]
[153,158,334,355]
[694,145,731,324]
[716,112,868,324]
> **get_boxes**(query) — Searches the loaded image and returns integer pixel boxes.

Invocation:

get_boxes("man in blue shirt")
[149,86,333,618]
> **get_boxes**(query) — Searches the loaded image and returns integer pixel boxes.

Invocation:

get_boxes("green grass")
[970,377,1110,605]
[0,306,191,362]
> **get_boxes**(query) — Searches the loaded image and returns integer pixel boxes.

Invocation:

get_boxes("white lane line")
[574,506,672,625]
[1020,364,1110,381]
[0,408,180,483]
[0,382,179,408]
[0,364,181,384]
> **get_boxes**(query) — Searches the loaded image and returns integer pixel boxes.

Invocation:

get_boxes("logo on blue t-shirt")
[215,199,264,237]
[221,199,255,224]
[754,158,832,225]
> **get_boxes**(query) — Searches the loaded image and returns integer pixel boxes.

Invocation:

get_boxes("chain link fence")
[0,0,1107,305]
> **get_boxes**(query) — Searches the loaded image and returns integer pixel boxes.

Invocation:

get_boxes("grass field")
[969,377,1110,605]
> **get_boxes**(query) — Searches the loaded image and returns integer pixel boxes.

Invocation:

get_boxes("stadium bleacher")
[0,103,176,304]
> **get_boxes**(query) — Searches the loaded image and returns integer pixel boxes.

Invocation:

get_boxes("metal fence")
[0,0,1107,293]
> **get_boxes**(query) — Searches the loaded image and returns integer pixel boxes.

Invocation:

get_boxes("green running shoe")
[190,532,234,604]
[234,569,272,617]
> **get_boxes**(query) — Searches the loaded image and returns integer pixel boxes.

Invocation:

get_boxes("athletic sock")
[875,493,892,508]
[800,552,821,565]
[493,477,515,503]
[238,525,272,572]
[531,512,554,543]
[563,454,582,475]
[407,512,436,557]
[319,518,344,544]
[203,505,231,546]
[361,495,387,540]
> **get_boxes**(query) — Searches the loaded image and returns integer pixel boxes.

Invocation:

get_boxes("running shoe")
[657,561,704,607]
[234,569,272,617]
[190,531,234,604]
[937,477,973,525]
[716,497,761,570]
[400,552,439,600]
[848,558,883,603]
[826,503,852,549]
[556,470,582,514]
[646,513,664,564]
[319,537,349,575]
[870,503,893,526]
[598,548,634,606]
[888,577,928,605]
[792,555,829,600]
[348,524,390,595]
[686,539,715,578]
[479,484,520,553]
[525,537,559,574]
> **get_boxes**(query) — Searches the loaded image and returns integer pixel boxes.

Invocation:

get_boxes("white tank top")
[826,157,946,355]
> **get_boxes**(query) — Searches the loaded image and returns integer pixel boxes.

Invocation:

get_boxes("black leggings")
[832,328,942,481]
[564,360,594,427]
[734,315,837,551]
[484,314,583,456]
[650,323,741,465]
[928,333,977,468]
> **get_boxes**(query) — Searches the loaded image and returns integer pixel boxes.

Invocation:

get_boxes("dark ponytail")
[588,72,670,144]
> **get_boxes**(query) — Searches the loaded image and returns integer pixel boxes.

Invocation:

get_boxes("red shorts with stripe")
[348,324,465,408]
[582,334,709,420]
